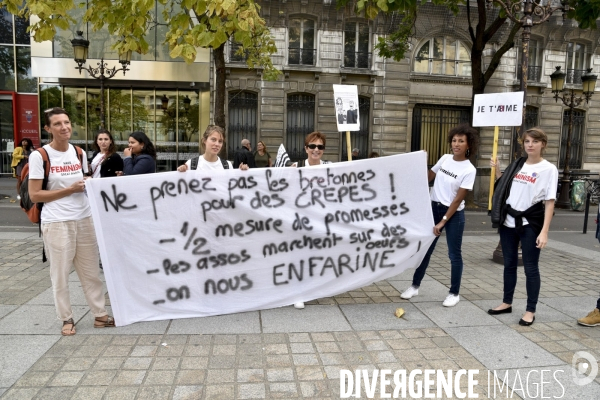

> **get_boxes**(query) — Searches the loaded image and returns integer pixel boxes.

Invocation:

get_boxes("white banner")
[472,91,524,127]
[86,153,436,326]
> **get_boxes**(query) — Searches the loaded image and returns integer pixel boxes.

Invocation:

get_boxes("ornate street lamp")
[71,31,131,129]
[486,0,567,141]
[551,66,597,209]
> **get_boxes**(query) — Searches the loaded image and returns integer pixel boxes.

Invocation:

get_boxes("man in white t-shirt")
[29,107,115,335]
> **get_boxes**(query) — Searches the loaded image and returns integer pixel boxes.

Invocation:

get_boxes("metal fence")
[227,91,258,160]
[286,94,315,161]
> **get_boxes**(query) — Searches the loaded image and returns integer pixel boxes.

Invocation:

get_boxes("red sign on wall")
[15,94,40,148]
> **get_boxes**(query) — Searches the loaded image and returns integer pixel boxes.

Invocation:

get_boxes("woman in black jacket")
[90,129,123,178]
[120,131,156,175]
[488,127,558,326]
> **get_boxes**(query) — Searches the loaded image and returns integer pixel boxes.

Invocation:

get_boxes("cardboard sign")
[86,153,436,326]
[333,84,360,132]
[472,92,524,127]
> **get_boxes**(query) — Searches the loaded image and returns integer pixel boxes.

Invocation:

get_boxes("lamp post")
[71,31,132,129]
[486,0,567,141]
[550,66,597,209]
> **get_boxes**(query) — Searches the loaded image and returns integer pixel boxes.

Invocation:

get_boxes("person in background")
[28,107,115,335]
[233,138,256,169]
[90,129,123,178]
[119,131,156,175]
[12,138,34,200]
[177,125,245,172]
[400,123,477,308]
[488,127,558,326]
[254,140,272,168]
[368,151,380,158]
[352,148,360,160]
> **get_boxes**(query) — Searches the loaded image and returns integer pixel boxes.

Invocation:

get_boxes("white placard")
[86,153,435,326]
[333,84,360,132]
[472,91,524,127]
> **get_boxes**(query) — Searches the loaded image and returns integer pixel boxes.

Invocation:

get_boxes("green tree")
[2,0,280,129]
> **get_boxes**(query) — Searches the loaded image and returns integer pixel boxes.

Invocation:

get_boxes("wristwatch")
[442,216,448,221]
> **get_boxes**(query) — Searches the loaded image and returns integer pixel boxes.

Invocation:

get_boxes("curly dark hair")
[447,123,479,150]
[129,131,157,160]
[21,138,34,151]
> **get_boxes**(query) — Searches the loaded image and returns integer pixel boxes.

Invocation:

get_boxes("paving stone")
[204,384,234,399]
[238,383,266,399]
[172,385,203,400]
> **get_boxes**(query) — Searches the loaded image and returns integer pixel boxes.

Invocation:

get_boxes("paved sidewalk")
[0,233,599,399]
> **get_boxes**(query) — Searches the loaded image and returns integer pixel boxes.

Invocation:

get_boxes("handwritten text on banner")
[86,152,436,326]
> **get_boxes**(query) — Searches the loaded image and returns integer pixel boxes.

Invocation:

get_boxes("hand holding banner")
[86,152,435,326]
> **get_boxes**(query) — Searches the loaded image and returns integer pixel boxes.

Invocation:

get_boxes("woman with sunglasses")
[291,131,331,309]
[400,123,477,307]
[291,131,330,168]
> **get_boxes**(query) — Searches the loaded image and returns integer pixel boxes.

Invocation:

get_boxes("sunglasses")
[306,144,325,150]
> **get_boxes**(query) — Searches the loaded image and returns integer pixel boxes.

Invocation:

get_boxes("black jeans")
[412,202,465,295]
[499,225,541,313]
[596,295,600,310]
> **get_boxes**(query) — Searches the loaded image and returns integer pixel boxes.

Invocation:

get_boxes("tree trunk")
[214,44,226,130]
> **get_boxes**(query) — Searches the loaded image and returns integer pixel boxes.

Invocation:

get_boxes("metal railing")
[288,48,316,66]
[229,42,248,63]
[343,51,371,69]
[0,151,14,176]
[517,65,542,82]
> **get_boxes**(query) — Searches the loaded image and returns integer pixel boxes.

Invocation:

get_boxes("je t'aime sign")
[472,91,524,127]
[86,153,436,326]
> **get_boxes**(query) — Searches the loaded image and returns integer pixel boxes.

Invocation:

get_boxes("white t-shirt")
[29,144,91,223]
[504,159,558,228]
[292,159,331,167]
[90,153,105,178]
[184,156,234,171]
[430,154,476,211]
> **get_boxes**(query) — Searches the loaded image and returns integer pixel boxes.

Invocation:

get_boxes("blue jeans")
[596,295,600,310]
[499,225,541,313]
[412,201,465,295]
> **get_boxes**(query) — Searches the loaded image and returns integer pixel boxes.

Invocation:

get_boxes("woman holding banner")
[400,123,477,307]
[488,127,557,326]
[291,131,331,309]
[177,125,244,172]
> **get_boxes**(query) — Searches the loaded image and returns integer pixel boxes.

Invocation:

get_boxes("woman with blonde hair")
[489,127,558,326]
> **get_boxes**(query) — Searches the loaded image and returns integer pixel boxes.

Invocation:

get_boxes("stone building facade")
[223,0,600,205]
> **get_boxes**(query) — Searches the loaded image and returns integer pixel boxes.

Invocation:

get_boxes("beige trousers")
[42,216,107,321]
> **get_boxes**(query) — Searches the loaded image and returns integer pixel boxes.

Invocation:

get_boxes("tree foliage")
[2,0,280,129]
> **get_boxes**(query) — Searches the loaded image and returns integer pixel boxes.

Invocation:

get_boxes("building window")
[344,22,370,69]
[286,94,315,161]
[288,18,315,66]
[560,109,585,169]
[414,37,470,77]
[411,105,471,168]
[227,91,258,160]
[565,42,589,84]
[0,8,34,93]
[228,40,247,63]
[342,96,370,160]
[517,39,542,82]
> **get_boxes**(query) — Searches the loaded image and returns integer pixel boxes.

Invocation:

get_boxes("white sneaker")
[294,302,305,309]
[400,286,419,299]
[16,195,21,200]
[443,294,460,307]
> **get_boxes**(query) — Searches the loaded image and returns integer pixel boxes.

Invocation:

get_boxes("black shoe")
[488,306,512,315]
[519,316,535,326]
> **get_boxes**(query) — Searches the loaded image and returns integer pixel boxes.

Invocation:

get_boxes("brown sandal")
[94,315,116,328]
[62,318,76,336]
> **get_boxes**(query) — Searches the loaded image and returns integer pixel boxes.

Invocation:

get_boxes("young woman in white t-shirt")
[488,127,557,326]
[401,124,477,307]
[177,125,242,172]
